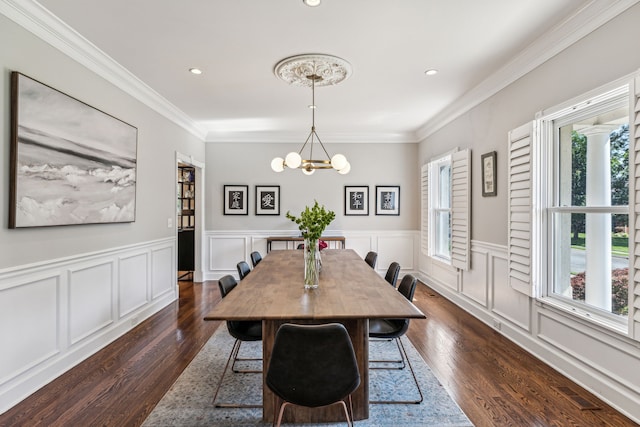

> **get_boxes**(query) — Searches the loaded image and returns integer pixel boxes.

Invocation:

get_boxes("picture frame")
[481,151,497,197]
[9,72,138,228]
[224,185,248,215]
[344,186,369,216]
[255,185,280,215]
[375,186,400,216]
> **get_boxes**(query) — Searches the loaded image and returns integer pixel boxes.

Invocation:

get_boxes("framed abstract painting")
[9,72,138,228]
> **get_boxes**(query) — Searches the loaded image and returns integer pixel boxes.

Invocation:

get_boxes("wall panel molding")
[419,239,640,422]
[0,238,177,415]
[204,229,420,280]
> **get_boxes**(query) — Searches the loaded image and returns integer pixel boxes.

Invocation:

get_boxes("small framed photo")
[256,185,280,215]
[223,185,248,215]
[376,186,400,216]
[344,186,369,216]
[481,151,497,197]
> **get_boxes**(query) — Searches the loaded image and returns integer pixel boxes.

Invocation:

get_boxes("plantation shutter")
[508,122,535,296]
[632,75,640,341]
[421,163,430,256]
[451,149,470,271]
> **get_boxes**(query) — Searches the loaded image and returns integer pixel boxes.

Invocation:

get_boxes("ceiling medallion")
[274,54,352,87]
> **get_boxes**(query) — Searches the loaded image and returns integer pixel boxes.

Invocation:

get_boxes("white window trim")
[422,148,470,270]
[527,73,637,336]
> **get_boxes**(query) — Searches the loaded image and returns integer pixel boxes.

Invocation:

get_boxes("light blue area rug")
[142,325,473,427]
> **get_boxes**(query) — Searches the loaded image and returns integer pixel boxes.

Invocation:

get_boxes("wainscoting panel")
[461,248,488,306]
[119,252,149,318]
[0,238,177,415]
[491,252,531,332]
[204,230,419,280]
[376,234,415,274]
[151,246,174,299]
[208,235,248,276]
[68,261,115,345]
[538,310,640,403]
[0,274,60,385]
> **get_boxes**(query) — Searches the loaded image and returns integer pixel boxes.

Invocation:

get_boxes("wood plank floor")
[0,280,637,426]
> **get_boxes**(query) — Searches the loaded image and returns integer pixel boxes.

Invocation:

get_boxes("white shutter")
[631,75,640,340]
[508,122,534,296]
[421,163,430,256]
[451,149,470,270]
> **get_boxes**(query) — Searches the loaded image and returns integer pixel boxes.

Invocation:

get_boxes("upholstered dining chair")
[364,251,378,269]
[250,251,262,267]
[266,323,361,427]
[368,274,423,404]
[384,262,400,288]
[236,260,251,280]
[212,274,262,408]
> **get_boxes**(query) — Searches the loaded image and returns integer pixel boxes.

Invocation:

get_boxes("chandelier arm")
[297,130,314,156]
[312,130,332,160]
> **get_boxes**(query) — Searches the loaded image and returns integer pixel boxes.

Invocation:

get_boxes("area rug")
[142,325,473,427]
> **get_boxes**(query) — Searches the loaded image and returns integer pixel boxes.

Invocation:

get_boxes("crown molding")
[204,129,419,144]
[415,0,640,141]
[1,0,207,141]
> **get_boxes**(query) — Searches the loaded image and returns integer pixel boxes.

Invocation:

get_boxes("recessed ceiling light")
[189,68,203,75]
[424,69,438,76]
[303,0,321,7]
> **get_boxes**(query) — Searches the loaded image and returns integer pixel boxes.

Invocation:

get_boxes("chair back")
[266,323,360,408]
[236,261,251,280]
[218,274,238,298]
[397,274,418,302]
[364,251,378,269]
[384,262,401,287]
[250,251,262,267]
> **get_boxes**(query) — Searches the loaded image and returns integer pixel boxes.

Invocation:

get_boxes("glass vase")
[303,238,320,289]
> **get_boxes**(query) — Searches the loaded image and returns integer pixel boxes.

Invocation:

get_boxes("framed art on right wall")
[375,185,400,215]
[481,151,497,196]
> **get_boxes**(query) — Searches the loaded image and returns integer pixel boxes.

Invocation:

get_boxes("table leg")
[262,318,369,423]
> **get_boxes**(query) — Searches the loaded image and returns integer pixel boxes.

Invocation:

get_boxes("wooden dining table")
[203,249,425,423]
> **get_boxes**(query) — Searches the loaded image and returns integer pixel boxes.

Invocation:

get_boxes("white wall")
[0,8,205,413]
[203,141,420,279]
[419,4,640,422]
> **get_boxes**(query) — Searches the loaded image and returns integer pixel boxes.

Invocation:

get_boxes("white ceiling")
[28,0,630,143]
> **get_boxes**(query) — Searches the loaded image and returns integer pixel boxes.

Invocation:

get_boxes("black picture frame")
[9,72,138,228]
[481,151,497,197]
[375,186,400,216]
[344,186,369,216]
[255,185,280,215]
[223,185,248,215]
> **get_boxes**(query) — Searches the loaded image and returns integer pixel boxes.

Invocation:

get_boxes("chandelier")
[271,54,351,175]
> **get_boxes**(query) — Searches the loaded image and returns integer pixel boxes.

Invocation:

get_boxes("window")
[422,149,470,270]
[429,155,452,262]
[533,82,631,330]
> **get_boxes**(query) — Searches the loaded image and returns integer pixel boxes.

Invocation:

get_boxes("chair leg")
[274,399,289,427]
[230,340,262,373]
[370,337,406,369]
[341,395,355,427]
[371,337,423,405]
[213,338,262,408]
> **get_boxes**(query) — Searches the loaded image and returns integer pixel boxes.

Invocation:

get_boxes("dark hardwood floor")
[0,279,637,426]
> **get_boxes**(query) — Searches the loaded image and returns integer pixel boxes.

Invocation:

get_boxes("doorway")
[176,153,204,283]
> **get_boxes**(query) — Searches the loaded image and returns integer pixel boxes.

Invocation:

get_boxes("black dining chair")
[250,251,262,267]
[236,260,251,280]
[384,262,400,288]
[266,323,361,427]
[212,274,262,408]
[369,274,423,404]
[364,251,378,269]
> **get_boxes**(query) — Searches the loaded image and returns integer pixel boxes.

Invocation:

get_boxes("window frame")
[428,154,453,264]
[533,79,632,333]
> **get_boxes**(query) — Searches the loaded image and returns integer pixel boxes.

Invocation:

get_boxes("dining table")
[203,249,425,423]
